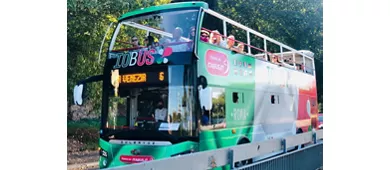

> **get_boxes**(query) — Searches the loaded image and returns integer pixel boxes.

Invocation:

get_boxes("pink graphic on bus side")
[205,50,229,76]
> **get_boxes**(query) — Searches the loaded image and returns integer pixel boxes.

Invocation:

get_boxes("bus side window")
[201,12,223,36]
[201,11,225,47]
[232,92,244,104]
[211,88,226,125]
[271,95,279,104]
[233,92,239,103]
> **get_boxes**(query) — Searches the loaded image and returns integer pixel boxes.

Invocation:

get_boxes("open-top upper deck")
[112,1,316,75]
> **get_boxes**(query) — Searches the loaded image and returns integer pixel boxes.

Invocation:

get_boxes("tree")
[67,0,172,116]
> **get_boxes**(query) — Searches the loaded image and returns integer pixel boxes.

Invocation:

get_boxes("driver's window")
[211,88,226,125]
[166,65,196,136]
[198,86,226,128]
[108,97,127,128]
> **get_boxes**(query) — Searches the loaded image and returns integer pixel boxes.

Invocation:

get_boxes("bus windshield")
[110,9,199,53]
[103,65,197,143]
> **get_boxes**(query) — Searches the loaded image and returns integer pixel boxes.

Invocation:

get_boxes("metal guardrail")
[235,143,323,170]
[105,129,323,170]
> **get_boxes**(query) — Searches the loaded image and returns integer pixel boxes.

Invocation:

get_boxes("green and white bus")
[73,1,319,169]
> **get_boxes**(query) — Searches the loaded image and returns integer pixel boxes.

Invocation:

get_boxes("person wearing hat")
[200,30,210,42]
[226,35,235,49]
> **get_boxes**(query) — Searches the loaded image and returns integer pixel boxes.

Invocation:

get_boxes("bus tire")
[234,137,253,168]
[294,128,304,150]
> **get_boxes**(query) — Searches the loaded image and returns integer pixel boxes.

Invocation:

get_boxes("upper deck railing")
[202,8,316,76]
[200,27,315,75]
[203,9,313,59]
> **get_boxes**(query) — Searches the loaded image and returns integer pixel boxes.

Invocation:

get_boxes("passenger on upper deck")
[296,63,304,71]
[200,30,209,42]
[144,35,155,49]
[188,26,196,40]
[130,36,140,48]
[209,30,226,47]
[226,35,235,49]
[186,26,196,49]
[169,27,189,52]
[227,35,244,53]
[153,41,161,50]
[172,27,186,42]
[281,58,296,70]
[271,55,283,66]
[237,42,245,54]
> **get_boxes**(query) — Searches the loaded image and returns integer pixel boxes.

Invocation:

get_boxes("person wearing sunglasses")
[200,30,210,42]
[130,36,140,48]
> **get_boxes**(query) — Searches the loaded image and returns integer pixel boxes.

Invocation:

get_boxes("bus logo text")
[113,49,155,69]
[205,50,229,76]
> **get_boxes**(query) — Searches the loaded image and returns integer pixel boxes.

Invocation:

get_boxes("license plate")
[120,155,154,163]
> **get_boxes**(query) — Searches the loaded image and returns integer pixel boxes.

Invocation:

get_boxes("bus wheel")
[234,158,253,168]
[234,138,253,168]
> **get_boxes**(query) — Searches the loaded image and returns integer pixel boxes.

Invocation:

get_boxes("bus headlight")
[102,159,108,167]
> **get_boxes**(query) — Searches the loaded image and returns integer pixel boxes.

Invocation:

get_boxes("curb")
[67,161,99,170]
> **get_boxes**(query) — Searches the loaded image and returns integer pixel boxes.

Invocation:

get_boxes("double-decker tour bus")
[73,1,319,169]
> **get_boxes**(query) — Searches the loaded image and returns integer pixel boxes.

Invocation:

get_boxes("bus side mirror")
[73,83,86,105]
[197,76,208,89]
[72,74,103,106]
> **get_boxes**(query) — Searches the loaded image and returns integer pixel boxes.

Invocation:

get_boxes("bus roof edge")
[118,2,208,21]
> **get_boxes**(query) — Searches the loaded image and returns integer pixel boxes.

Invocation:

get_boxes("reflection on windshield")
[105,65,196,138]
[111,9,199,54]
[107,87,167,129]
[107,86,195,134]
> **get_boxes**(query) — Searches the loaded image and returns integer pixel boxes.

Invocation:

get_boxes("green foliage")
[67,118,100,129]
[67,0,172,115]
[318,102,323,113]
[68,119,100,150]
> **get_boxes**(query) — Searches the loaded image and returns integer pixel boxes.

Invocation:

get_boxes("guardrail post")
[312,131,317,144]
[228,149,235,170]
[281,139,287,153]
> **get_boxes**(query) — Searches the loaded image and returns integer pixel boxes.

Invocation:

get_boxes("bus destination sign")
[120,73,147,83]
[118,71,167,85]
